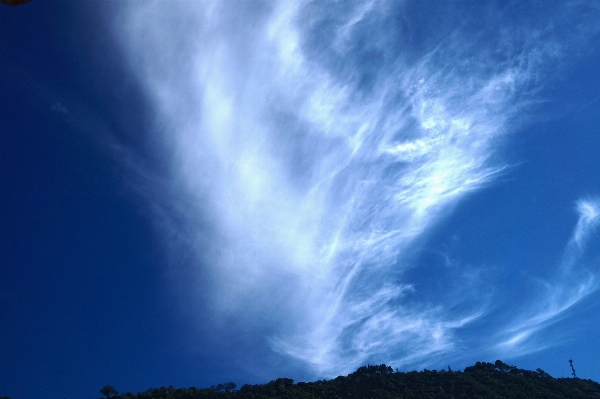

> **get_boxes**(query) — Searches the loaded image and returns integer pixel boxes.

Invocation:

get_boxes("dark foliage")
[110,361,600,399]
[3,361,599,399]
[101,386,120,399]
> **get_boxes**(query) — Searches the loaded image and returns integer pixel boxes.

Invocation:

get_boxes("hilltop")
[90,360,600,399]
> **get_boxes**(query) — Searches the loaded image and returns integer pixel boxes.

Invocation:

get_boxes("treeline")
[4,361,600,399]
[104,361,600,399]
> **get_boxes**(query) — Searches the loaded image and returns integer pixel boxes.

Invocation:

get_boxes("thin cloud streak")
[572,199,600,251]
[497,198,600,356]
[113,1,599,376]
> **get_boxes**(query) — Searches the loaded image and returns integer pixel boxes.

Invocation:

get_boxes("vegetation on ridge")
[4,360,600,399]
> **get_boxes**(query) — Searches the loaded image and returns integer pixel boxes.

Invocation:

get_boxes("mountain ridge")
[23,360,597,399]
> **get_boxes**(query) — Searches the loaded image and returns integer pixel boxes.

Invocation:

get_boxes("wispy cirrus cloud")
[572,199,600,251]
[496,198,600,356]
[112,0,600,376]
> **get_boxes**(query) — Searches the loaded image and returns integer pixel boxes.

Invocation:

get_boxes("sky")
[1,1,600,398]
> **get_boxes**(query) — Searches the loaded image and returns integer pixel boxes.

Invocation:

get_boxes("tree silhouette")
[91,361,600,399]
[569,359,577,378]
[210,382,237,392]
[100,385,119,399]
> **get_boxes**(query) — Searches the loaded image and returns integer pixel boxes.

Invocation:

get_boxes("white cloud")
[112,0,599,376]
[572,199,600,250]
[496,198,600,356]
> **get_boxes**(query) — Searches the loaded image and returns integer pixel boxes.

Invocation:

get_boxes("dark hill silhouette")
[3,360,600,399]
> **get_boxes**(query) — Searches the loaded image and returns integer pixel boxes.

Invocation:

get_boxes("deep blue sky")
[1,1,600,399]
